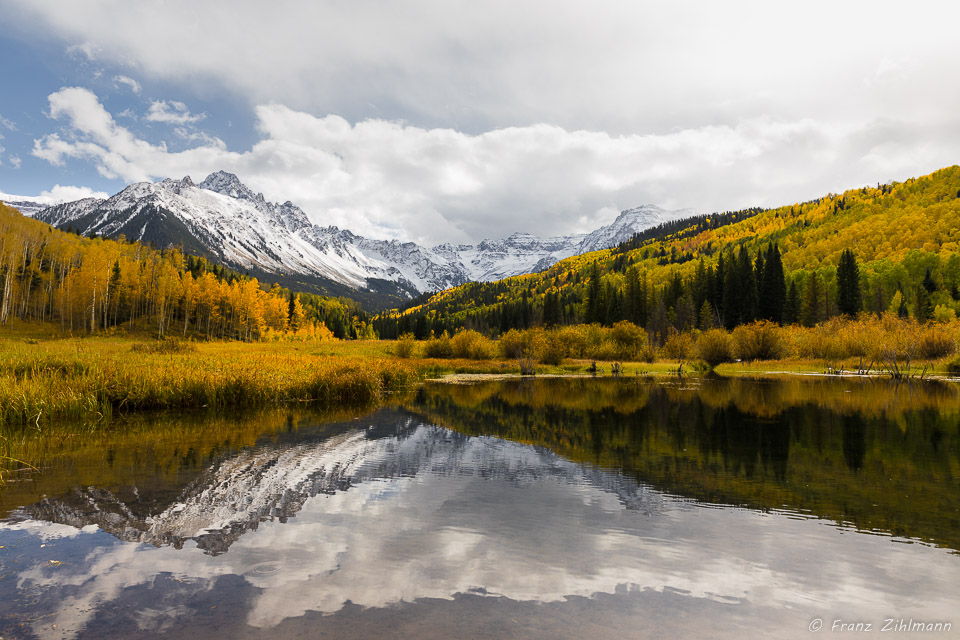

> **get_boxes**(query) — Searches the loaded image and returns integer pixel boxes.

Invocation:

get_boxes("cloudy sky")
[1,1,959,245]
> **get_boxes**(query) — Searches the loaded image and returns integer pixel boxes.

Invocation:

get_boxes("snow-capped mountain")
[0,191,73,217]
[30,172,694,303]
[576,204,696,254]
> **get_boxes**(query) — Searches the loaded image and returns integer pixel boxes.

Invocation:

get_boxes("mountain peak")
[199,171,262,203]
[575,204,695,254]
[200,169,241,187]
[617,204,665,218]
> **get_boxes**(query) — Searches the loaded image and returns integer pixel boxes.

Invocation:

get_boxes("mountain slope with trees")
[375,166,960,340]
[0,202,375,340]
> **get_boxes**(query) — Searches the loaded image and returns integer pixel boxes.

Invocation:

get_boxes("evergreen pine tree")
[675,292,695,332]
[693,258,708,313]
[922,267,937,294]
[624,267,643,325]
[604,286,623,326]
[754,249,765,312]
[585,263,602,324]
[109,260,123,326]
[722,251,739,329]
[801,272,822,327]
[542,291,554,326]
[714,252,726,320]
[647,294,669,346]
[698,300,715,330]
[915,285,933,322]
[783,280,800,325]
[738,245,757,324]
[759,243,786,323]
[836,249,862,316]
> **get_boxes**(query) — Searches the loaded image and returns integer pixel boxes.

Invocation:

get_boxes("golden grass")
[0,324,537,429]
[3,313,960,431]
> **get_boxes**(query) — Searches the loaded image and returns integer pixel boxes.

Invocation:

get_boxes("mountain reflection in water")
[1,376,958,639]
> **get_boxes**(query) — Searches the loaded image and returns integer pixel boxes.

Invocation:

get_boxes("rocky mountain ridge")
[26,172,694,301]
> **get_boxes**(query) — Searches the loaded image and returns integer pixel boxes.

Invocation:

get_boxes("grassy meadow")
[3,312,960,433]
[0,320,518,430]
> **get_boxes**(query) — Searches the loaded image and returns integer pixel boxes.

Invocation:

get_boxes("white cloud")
[3,1,959,247]
[145,100,205,125]
[5,1,960,135]
[0,184,108,205]
[173,127,225,148]
[112,74,141,94]
[9,155,22,169]
[32,87,960,245]
[0,113,15,132]
[64,40,99,60]
[40,184,108,201]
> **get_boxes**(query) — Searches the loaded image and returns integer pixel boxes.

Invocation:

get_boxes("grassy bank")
[3,314,959,431]
[396,314,960,377]
[0,322,518,429]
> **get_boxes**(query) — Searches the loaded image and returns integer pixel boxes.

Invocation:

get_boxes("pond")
[1,376,959,638]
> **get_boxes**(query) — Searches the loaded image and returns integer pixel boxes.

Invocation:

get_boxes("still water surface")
[1,377,959,638]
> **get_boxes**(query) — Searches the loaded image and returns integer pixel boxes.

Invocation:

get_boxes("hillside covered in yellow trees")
[0,202,374,341]
[375,165,960,339]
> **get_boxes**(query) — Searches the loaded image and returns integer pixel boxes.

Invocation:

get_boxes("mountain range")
[6,171,694,306]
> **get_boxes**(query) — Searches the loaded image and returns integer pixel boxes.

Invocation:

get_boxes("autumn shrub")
[589,340,622,362]
[662,330,695,360]
[917,324,956,359]
[731,321,786,361]
[572,329,618,361]
[498,329,524,359]
[450,329,496,360]
[394,333,417,358]
[783,314,960,363]
[498,328,548,361]
[933,305,957,323]
[555,325,590,358]
[424,332,453,358]
[539,330,575,365]
[607,321,647,360]
[792,318,875,361]
[697,329,733,369]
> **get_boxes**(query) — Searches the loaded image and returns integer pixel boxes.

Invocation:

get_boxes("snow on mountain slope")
[576,205,697,254]
[34,172,694,296]
[0,191,93,217]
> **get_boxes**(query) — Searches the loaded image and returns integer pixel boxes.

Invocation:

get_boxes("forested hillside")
[375,166,960,339]
[0,203,374,340]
